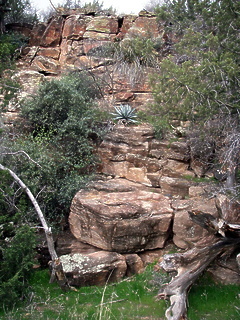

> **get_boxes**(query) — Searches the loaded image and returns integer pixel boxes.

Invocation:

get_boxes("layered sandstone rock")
[17,11,164,107]
[98,124,194,196]
[69,178,173,253]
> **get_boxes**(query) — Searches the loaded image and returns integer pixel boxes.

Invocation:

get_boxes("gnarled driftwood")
[158,210,240,320]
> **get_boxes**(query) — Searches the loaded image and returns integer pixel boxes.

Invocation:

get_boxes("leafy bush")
[0,32,27,108]
[0,173,36,310]
[117,36,159,67]
[0,32,28,72]
[0,225,36,307]
[1,71,106,221]
[146,0,239,136]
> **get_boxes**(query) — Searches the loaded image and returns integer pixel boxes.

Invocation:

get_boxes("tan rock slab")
[69,178,173,253]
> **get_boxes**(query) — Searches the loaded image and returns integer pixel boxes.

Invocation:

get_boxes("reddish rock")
[69,178,173,253]
[82,39,110,55]
[160,176,193,198]
[12,70,45,95]
[86,16,118,34]
[138,249,165,266]
[59,39,84,66]
[62,15,89,40]
[60,251,127,286]
[190,158,209,177]
[40,16,64,47]
[56,230,102,256]
[150,139,190,161]
[125,16,161,39]
[98,125,195,188]
[207,256,240,284]
[74,55,110,70]
[215,194,240,223]
[117,15,137,40]
[31,56,60,74]
[189,185,206,198]
[115,91,135,102]
[29,23,47,46]
[37,47,61,60]
[162,159,194,178]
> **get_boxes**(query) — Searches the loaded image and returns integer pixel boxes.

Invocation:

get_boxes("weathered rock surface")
[8,13,239,286]
[56,230,102,256]
[69,178,173,253]
[207,256,240,285]
[124,253,145,276]
[98,124,194,196]
[215,193,240,223]
[60,251,127,286]
[171,198,219,249]
[13,11,165,112]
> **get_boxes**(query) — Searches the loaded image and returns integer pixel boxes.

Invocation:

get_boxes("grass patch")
[188,274,240,320]
[183,174,216,183]
[0,268,239,320]
[0,267,166,320]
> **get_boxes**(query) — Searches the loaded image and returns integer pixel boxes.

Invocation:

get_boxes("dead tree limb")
[0,163,70,291]
[158,210,240,320]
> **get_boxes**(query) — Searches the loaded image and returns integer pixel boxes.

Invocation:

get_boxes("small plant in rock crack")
[111,104,138,124]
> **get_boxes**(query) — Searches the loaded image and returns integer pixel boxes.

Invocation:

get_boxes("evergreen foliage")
[143,0,240,189]
[150,0,239,127]
[0,170,36,308]
[1,72,106,221]
[5,0,38,24]
[146,0,239,134]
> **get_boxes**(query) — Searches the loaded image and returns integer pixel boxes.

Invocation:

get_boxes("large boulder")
[69,178,173,253]
[60,251,127,286]
[172,198,219,249]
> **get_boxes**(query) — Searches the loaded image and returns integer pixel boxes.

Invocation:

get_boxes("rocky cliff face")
[66,124,240,286]
[14,10,164,111]
[6,11,165,125]
[6,13,240,286]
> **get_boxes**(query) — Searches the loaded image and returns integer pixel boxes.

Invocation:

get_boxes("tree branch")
[0,163,70,291]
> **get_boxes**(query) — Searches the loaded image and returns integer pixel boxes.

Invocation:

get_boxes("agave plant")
[111,104,138,124]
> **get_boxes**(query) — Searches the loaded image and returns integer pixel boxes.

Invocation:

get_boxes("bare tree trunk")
[0,163,70,291]
[157,210,240,320]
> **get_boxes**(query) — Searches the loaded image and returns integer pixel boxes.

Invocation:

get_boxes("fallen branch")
[157,210,240,320]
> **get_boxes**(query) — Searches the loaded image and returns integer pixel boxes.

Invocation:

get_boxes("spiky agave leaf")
[111,104,138,123]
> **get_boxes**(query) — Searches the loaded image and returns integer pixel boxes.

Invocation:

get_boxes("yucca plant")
[111,104,138,124]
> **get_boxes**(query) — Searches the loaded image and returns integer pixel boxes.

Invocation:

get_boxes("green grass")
[187,274,240,320]
[183,174,216,183]
[0,267,166,320]
[0,268,239,320]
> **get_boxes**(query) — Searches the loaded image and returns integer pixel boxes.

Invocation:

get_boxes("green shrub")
[117,36,159,67]
[0,33,25,108]
[0,223,36,309]
[0,32,28,72]
[1,71,106,221]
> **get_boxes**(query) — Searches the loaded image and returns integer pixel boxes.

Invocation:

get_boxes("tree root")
[157,210,240,320]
